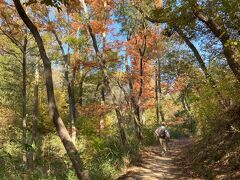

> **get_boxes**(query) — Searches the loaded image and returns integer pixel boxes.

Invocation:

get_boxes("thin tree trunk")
[71,70,77,143]
[99,86,105,132]
[181,93,195,135]
[157,58,165,122]
[13,1,86,179]
[126,33,148,141]
[29,62,39,170]
[137,35,147,117]
[80,0,128,145]
[155,64,160,124]
[78,69,88,106]
[125,55,143,141]
[99,18,106,133]
[78,79,84,106]
[52,30,77,144]
[22,36,27,178]
[137,56,144,126]
[136,33,147,127]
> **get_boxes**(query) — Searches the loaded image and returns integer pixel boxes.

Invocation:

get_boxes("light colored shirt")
[155,126,170,139]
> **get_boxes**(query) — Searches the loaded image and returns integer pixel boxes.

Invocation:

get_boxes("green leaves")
[65,35,88,49]
[225,39,240,47]
[24,142,37,152]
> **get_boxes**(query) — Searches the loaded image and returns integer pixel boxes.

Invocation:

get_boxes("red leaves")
[122,29,165,110]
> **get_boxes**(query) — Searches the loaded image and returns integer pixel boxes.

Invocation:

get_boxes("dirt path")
[117,139,200,180]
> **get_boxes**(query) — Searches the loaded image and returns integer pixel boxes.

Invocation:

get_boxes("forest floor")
[117,138,202,180]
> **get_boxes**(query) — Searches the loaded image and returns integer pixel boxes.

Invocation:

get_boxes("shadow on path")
[117,139,201,180]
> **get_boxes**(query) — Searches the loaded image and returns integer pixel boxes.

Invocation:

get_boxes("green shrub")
[87,136,139,180]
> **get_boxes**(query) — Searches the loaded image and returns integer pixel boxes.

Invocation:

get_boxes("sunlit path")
[118,139,201,180]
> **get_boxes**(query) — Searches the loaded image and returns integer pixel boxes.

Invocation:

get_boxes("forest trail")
[118,139,201,180]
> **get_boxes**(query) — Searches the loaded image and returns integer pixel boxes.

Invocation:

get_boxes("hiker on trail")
[155,122,170,155]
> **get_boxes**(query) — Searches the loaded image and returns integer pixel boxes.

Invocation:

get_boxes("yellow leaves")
[113,71,125,80]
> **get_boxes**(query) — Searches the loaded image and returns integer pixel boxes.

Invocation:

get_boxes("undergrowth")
[183,105,240,179]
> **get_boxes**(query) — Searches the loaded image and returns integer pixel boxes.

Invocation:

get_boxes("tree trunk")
[192,5,240,83]
[70,72,77,144]
[155,64,160,124]
[80,0,128,145]
[125,56,143,141]
[181,94,195,135]
[99,86,105,132]
[13,1,87,179]
[29,62,39,170]
[78,79,84,106]
[156,58,165,122]
[52,30,77,144]
[127,34,148,141]
[99,19,106,133]
[22,36,27,178]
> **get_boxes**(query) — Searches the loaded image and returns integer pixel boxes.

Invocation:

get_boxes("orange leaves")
[85,0,93,4]
[90,20,107,34]
[81,61,98,68]
[0,0,5,6]
[125,29,163,60]
[71,19,110,35]
[171,74,190,94]
[124,29,162,110]
[71,22,84,32]
[90,0,114,12]
[82,0,114,22]
[132,57,155,109]
[77,103,112,117]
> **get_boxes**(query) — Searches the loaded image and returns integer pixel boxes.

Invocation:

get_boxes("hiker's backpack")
[158,128,166,139]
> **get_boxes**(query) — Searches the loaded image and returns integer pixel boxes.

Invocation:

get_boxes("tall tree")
[79,0,128,145]
[13,1,87,179]
[28,61,39,170]
[52,28,77,143]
